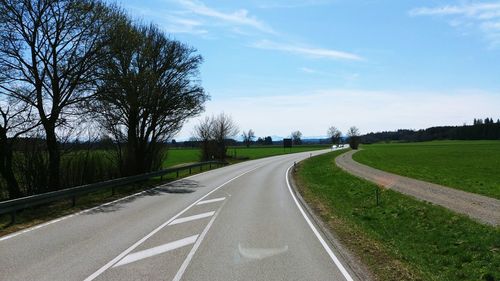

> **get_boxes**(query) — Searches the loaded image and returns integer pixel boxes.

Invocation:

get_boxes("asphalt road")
[0,148,362,281]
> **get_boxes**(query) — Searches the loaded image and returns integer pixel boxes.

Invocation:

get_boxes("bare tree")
[291,130,302,145]
[194,113,238,161]
[347,126,360,149]
[193,116,214,161]
[0,98,39,198]
[327,126,342,147]
[0,0,113,189]
[242,129,255,148]
[94,18,207,175]
[212,113,238,160]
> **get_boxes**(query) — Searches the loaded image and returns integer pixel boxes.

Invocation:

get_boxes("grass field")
[164,145,330,167]
[295,150,499,281]
[353,141,500,199]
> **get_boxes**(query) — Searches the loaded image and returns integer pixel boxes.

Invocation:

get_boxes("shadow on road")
[84,179,203,214]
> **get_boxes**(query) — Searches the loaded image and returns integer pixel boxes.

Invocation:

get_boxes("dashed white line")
[84,165,261,281]
[169,211,215,226]
[196,197,226,205]
[172,204,223,281]
[113,235,199,267]
[285,165,354,281]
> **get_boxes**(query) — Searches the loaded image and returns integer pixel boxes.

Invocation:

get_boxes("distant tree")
[194,113,238,160]
[256,137,264,145]
[291,130,302,145]
[171,139,177,147]
[212,113,238,160]
[497,119,500,124]
[347,126,360,149]
[242,129,255,148]
[264,136,273,145]
[194,116,214,161]
[327,126,342,146]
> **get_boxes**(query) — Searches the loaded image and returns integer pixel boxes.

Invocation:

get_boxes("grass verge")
[353,141,500,199]
[294,150,500,281]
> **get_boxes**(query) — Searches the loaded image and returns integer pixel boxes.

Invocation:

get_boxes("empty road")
[0,148,363,281]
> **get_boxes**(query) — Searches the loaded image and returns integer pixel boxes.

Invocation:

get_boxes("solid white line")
[113,235,199,267]
[285,165,354,281]
[171,204,223,281]
[196,197,226,205]
[169,211,215,226]
[84,165,261,281]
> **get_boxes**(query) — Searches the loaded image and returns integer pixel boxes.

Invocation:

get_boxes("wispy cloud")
[252,40,363,61]
[410,2,500,46]
[177,0,275,34]
[257,0,334,9]
[177,89,500,139]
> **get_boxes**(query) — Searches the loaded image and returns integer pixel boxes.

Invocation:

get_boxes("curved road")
[0,149,364,281]
[336,150,500,226]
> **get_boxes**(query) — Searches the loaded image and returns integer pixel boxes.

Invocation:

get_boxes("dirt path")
[336,150,500,226]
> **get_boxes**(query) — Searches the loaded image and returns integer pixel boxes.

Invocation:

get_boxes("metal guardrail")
[0,161,227,224]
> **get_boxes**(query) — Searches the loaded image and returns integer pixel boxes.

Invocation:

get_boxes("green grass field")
[295,150,499,281]
[353,141,500,199]
[164,145,330,167]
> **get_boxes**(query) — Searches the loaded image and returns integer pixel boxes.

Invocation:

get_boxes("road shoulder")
[288,162,374,281]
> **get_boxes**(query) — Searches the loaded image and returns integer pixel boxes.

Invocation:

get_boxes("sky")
[118,0,500,140]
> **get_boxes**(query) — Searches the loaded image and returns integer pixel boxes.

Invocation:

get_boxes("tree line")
[0,0,207,200]
[362,118,500,144]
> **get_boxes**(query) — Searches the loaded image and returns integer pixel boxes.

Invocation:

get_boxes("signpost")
[283,138,292,152]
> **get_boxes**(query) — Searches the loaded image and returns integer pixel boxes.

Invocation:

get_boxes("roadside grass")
[165,144,330,167]
[353,140,500,199]
[295,150,500,281]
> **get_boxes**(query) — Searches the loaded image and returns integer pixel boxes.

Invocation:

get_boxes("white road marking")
[172,203,223,281]
[285,165,354,281]
[113,235,199,267]
[196,197,226,205]
[84,165,261,281]
[169,211,215,226]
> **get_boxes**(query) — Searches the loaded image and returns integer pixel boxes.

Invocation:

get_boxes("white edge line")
[169,211,215,226]
[113,234,199,267]
[0,166,223,242]
[196,197,226,205]
[285,165,354,281]
[171,202,224,281]
[84,165,261,281]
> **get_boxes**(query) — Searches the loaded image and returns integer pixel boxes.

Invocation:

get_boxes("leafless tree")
[327,126,342,146]
[291,130,302,145]
[0,0,113,189]
[193,113,238,161]
[212,113,238,160]
[242,129,255,148]
[94,18,207,175]
[347,126,360,149]
[0,98,39,198]
[193,116,214,161]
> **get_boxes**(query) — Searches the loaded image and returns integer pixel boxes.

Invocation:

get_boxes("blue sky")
[118,0,500,139]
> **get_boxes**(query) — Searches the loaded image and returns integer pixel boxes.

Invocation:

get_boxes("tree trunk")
[0,134,22,199]
[45,127,60,190]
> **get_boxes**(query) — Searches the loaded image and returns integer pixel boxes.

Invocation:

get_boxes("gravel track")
[336,150,500,226]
